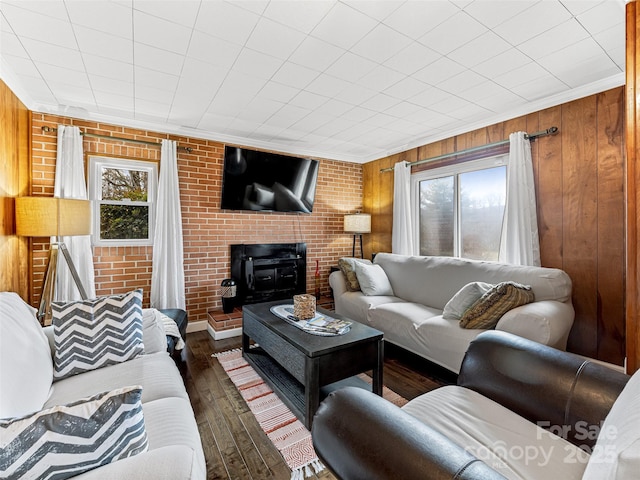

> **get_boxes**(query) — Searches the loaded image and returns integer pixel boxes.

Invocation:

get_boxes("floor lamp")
[15,197,91,324]
[344,213,371,259]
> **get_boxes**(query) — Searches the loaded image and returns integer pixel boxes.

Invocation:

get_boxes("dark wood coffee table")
[242,300,383,429]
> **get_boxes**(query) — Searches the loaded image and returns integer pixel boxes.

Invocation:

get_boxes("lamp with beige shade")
[15,197,91,323]
[343,213,371,259]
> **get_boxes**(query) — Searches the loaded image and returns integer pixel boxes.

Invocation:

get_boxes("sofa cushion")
[0,292,53,419]
[402,385,588,479]
[354,263,394,296]
[442,282,493,320]
[53,289,144,380]
[459,282,535,329]
[45,352,188,408]
[582,368,640,480]
[338,258,372,291]
[0,385,148,480]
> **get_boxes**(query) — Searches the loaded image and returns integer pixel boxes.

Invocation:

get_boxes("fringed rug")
[213,348,407,480]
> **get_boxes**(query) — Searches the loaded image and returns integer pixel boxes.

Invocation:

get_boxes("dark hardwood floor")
[179,330,456,480]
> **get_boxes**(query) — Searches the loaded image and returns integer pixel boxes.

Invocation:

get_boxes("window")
[411,155,507,261]
[89,156,158,246]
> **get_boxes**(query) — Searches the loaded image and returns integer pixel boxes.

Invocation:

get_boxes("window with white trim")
[411,155,508,261]
[89,156,158,246]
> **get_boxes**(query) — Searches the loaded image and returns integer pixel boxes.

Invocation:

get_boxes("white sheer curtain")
[151,139,186,309]
[392,161,418,255]
[53,125,96,301]
[499,132,541,266]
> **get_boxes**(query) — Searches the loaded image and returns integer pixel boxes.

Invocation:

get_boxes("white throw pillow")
[442,282,493,320]
[52,289,144,380]
[0,385,148,479]
[0,292,53,419]
[354,263,394,296]
[582,368,640,480]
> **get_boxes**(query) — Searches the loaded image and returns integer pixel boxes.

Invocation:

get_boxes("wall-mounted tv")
[221,146,319,213]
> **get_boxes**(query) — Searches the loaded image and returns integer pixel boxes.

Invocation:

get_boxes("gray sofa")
[330,253,575,373]
[0,292,205,479]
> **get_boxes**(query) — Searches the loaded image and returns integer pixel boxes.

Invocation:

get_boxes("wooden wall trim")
[626,1,639,374]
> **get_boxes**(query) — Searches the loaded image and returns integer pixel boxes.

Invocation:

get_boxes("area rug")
[213,348,407,480]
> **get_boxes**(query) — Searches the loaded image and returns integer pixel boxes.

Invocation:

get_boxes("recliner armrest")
[312,387,506,480]
[459,331,629,450]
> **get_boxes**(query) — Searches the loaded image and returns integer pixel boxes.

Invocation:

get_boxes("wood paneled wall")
[0,79,30,299]
[626,1,640,374]
[363,87,626,365]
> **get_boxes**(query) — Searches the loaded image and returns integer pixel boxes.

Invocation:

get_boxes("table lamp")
[15,197,91,323]
[344,213,371,258]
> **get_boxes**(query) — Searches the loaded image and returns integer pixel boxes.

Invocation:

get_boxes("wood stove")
[230,243,306,307]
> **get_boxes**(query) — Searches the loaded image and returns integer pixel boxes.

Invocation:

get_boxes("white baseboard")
[207,324,242,340]
[186,321,208,333]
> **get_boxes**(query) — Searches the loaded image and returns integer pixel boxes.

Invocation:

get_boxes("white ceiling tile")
[208,92,250,117]
[384,101,424,119]
[89,75,133,96]
[73,26,134,63]
[518,19,590,61]
[493,1,572,46]
[134,66,179,91]
[360,93,400,113]
[324,52,377,83]
[194,1,260,46]
[289,36,346,72]
[133,10,192,55]
[180,57,227,83]
[66,1,133,39]
[358,65,405,92]
[240,98,285,123]
[447,102,490,121]
[232,48,284,80]
[267,104,312,129]
[83,54,134,82]
[305,73,351,97]
[272,62,319,89]
[448,31,511,67]
[1,25,29,58]
[19,37,85,70]
[310,2,378,50]
[383,1,460,40]
[218,70,267,100]
[471,48,532,78]
[2,0,67,20]
[312,117,358,137]
[561,0,610,17]
[383,42,441,76]
[49,81,95,104]
[412,57,465,86]
[262,0,334,34]
[461,0,537,29]
[132,0,200,28]
[245,17,306,60]
[343,0,402,21]
[134,42,184,76]
[552,53,620,88]
[94,90,134,110]
[315,98,355,117]
[187,30,242,71]
[257,81,299,103]
[418,11,487,55]
[290,111,334,133]
[576,1,625,36]
[475,89,525,112]
[510,74,568,101]
[289,91,329,110]
[458,80,511,103]
[136,83,173,104]
[334,83,377,105]
[537,37,608,76]
[13,75,55,103]
[408,86,453,108]
[595,24,625,69]
[437,70,486,94]
[2,54,40,77]
[384,76,431,101]
[493,62,549,90]
[350,24,413,64]
[197,111,234,131]
[427,94,470,114]
[340,106,377,123]
[1,3,76,49]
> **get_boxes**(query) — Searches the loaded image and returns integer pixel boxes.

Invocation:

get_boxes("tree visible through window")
[89,157,157,246]
[412,156,507,261]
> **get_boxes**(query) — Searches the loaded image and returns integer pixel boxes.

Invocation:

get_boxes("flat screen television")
[221,146,319,213]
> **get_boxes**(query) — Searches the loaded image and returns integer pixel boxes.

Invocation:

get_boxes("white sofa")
[330,253,575,373]
[0,292,205,480]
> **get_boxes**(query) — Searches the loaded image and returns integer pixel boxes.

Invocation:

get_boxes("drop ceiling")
[0,0,625,163]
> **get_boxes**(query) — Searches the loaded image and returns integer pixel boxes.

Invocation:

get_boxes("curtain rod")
[380,126,559,173]
[40,126,193,153]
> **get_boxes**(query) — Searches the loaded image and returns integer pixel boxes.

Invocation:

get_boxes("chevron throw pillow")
[52,289,144,380]
[0,385,148,480]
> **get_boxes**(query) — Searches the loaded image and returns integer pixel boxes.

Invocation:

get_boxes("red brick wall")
[30,113,363,324]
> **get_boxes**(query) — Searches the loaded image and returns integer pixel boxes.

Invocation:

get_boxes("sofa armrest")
[312,387,507,480]
[458,331,629,450]
[495,300,574,350]
[329,270,348,297]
